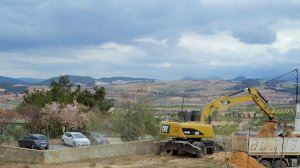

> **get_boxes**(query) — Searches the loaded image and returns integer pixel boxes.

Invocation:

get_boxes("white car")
[61,132,91,147]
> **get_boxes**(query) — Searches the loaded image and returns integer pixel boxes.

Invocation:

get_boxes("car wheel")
[73,142,77,147]
[61,139,65,145]
[169,150,178,156]
[273,160,287,168]
[18,142,22,147]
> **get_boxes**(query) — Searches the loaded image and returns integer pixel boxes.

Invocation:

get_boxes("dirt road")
[0,153,233,168]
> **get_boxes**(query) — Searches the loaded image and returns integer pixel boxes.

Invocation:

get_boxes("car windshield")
[37,136,47,140]
[91,133,105,138]
[73,133,85,138]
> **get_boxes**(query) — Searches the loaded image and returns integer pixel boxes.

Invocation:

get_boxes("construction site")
[0,69,299,168]
[1,1,300,167]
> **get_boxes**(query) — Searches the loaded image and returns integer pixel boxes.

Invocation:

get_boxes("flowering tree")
[0,109,16,144]
[17,104,42,133]
[41,102,90,137]
[61,102,90,131]
[41,102,64,137]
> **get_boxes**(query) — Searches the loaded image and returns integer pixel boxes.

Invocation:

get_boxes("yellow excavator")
[158,87,281,157]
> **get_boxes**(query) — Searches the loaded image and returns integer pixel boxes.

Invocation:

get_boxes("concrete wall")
[0,140,161,164]
[0,145,44,163]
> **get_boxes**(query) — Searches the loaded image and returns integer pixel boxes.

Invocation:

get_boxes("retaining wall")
[0,140,161,164]
[0,145,44,163]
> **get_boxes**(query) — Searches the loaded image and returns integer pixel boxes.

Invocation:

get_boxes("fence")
[0,140,161,164]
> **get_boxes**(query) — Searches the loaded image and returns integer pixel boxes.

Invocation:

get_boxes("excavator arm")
[200,87,276,124]
[158,87,281,157]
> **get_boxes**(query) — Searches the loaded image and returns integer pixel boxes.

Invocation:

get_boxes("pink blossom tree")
[62,102,90,131]
[41,102,65,137]
[41,102,90,136]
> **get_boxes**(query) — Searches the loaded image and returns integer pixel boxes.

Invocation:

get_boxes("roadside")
[0,153,233,168]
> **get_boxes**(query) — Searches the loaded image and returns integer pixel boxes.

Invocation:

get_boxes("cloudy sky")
[0,0,299,79]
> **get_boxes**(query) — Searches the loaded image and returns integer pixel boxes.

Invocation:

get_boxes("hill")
[17,78,45,84]
[98,77,154,83]
[39,75,96,85]
[180,76,198,81]
[0,76,26,84]
[232,76,247,82]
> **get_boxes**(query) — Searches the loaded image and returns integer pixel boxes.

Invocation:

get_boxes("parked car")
[83,132,109,145]
[18,134,49,150]
[61,132,90,147]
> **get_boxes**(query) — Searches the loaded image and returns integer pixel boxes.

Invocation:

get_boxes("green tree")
[22,91,52,108]
[112,94,158,141]
[50,75,73,104]
[18,75,114,137]
[94,86,106,102]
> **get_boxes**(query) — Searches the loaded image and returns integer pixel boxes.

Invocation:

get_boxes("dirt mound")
[207,151,233,162]
[257,121,277,137]
[230,152,265,168]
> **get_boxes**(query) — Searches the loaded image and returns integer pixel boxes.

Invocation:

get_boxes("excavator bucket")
[276,122,284,136]
[267,119,284,136]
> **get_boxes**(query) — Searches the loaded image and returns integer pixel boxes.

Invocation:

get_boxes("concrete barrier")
[0,140,161,164]
[0,145,44,163]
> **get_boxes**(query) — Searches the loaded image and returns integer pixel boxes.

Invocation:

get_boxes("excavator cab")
[178,110,199,122]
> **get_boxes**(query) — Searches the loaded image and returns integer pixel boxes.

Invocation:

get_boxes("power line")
[149,69,299,104]
[262,69,297,85]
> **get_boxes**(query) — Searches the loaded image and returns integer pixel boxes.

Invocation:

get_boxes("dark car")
[83,132,109,145]
[18,134,49,150]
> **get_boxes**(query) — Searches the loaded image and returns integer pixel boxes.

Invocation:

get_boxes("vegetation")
[16,75,113,138]
[41,102,91,137]
[0,109,16,144]
[213,124,240,136]
[112,94,159,141]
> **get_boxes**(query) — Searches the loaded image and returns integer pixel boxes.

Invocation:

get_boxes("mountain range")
[0,75,155,85]
[16,78,45,84]
[0,74,295,86]
[0,76,26,84]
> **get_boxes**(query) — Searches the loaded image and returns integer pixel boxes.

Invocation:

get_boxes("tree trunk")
[0,128,3,145]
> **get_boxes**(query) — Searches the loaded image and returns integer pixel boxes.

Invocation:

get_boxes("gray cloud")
[0,0,299,78]
[232,25,277,44]
[1,0,300,50]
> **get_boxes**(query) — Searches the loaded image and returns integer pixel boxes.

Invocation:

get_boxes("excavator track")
[157,140,223,157]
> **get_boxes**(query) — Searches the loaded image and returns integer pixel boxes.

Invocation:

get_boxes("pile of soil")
[257,121,277,137]
[230,152,265,168]
[207,151,233,162]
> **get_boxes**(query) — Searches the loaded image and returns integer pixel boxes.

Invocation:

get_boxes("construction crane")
[158,87,281,157]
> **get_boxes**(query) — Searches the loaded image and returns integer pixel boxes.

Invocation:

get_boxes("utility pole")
[296,68,298,104]
[295,69,300,133]
[164,91,167,120]
[181,94,185,111]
